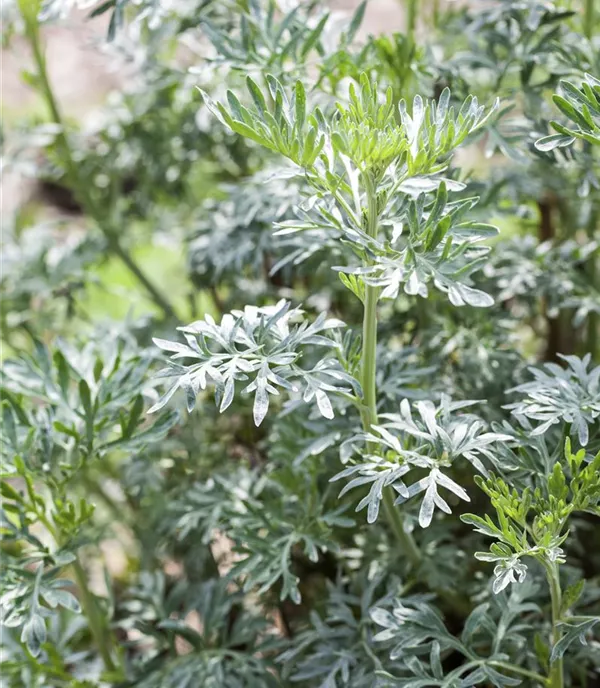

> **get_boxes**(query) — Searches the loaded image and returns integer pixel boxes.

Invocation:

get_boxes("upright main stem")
[22,5,177,321]
[546,562,564,688]
[361,173,422,568]
[585,198,599,359]
[361,283,379,432]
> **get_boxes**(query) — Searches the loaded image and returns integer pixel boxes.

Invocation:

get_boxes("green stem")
[72,559,120,675]
[21,4,177,321]
[546,562,564,688]
[361,282,379,432]
[406,0,419,46]
[488,660,547,684]
[107,236,177,319]
[360,172,381,438]
[361,172,423,568]
[432,0,440,29]
[34,506,121,674]
[584,0,595,39]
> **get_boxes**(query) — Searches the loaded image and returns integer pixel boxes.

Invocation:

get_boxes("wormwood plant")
[152,58,599,685]
[1,1,600,687]
[156,73,501,548]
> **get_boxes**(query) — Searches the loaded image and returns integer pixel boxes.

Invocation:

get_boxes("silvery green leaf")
[315,389,333,419]
[380,396,503,472]
[475,552,504,563]
[419,480,437,528]
[448,283,495,308]
[219,377,235,412]
[535,133,575,151]
[416,400,438,436]
[152,301,348,425]
[460,514,500,538]
[253,379,270,426]
[435,471,470,502]
[550,617,599,663]
[21,615,46,657]
[492,558,527,594]
[152,338,198,357]
[505,355,600,447]
[332,457,411,524]
[147,380,180,414]
[399,176,443,194]
[40,587,80,612]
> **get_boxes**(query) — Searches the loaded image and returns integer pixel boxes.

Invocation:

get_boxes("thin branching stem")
[71,559,120,675]
[35,506,121,674]
[20,1,177,321]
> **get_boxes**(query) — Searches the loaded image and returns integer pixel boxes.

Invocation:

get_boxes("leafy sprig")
[463,438,600,596]
[202,74,499,309]
[202,72,498,175]
[371,584,546,685]
[151,300,358,426]
[332,397,511,526]
[335,183,498,307]
[537,74,600,150]
[505,354,600,447]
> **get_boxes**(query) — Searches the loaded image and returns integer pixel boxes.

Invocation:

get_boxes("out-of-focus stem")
[584,0,595,39]
[20,1,177,320]
[407,0,419,46]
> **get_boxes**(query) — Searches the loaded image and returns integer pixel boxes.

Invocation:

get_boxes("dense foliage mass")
[1,0,599,686]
